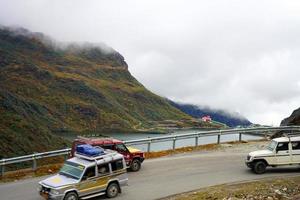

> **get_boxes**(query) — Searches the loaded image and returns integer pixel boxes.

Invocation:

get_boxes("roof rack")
[74,149,117,161]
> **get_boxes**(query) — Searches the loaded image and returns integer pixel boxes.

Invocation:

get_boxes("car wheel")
[130,159,141,172]
[64,192,78,200]
[253,161,267,174]
[106,183,119,198]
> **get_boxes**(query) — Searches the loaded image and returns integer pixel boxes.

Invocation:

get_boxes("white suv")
[245,136,300,174]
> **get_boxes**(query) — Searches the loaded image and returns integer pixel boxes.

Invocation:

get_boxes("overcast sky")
[1,0,300,125]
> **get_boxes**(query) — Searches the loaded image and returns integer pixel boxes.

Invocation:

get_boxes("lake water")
[100,129,263,152]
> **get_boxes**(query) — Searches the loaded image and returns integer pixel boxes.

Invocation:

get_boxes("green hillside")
[0,27,213,157]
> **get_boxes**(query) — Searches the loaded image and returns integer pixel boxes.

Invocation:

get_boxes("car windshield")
[266,140,277,151]
[59,161,85,180]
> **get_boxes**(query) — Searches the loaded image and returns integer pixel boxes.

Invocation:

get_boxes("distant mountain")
[168,100,252,127]
[0,26,200,157]
[280,107,300,126]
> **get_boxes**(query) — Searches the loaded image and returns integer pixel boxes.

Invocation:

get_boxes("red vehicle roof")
[74,137,123,146]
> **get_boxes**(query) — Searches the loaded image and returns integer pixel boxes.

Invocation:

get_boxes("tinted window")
[97,163,109,175]
[292,142,300,150]
[111,159,124,171]
[102,144,114,150]
[276,142,289,151]
[82,166,96,180]
[115,144,128,152]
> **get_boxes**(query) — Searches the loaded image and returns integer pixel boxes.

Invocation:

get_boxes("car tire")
[106,183,119,198]
[253,161,267,174]
[64,192,78,200]
[130,159,141,172]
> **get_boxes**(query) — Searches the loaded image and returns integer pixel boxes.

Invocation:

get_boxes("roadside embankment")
[161,176,300,200]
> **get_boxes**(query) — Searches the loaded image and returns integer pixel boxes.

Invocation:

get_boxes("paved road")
[1,151,299,200]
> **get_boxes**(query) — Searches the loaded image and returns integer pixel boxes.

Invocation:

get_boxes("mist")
[1,0,300,125]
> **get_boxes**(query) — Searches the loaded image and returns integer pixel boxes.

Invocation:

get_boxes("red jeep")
[71,137,145,171]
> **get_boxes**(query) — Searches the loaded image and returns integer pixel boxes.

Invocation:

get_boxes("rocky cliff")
[280,107,300,126]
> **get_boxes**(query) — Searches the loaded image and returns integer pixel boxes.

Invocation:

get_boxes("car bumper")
[245,160,253,168]
[39,192,64,200]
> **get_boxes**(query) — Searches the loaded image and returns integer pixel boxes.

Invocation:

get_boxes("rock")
[274,190,282,195]
[274,189,284,198]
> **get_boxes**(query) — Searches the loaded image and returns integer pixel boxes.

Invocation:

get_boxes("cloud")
[1,0,300,125]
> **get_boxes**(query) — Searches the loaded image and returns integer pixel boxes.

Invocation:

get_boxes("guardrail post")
[173,137,176,150]
[32,153,37,171]
[0,160,4,176]
[147,140,151,152]
[195,136,199,146]
[0,166,4,176]
[64,153,68,161]
[239,133,242,142]
[217,134,221,144]
[64,146,68,160]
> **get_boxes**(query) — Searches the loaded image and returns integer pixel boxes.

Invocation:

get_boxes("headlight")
[247,155,252,161]
[51,189,60,195]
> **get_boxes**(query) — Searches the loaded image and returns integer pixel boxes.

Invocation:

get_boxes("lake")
[100,129,263,152]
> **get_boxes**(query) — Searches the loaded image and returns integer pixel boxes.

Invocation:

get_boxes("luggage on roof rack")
[76,144,105,157]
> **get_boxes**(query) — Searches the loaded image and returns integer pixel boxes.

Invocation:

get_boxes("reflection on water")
[62,129,262,152]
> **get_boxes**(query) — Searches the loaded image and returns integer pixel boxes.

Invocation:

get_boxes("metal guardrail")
[1,126,300,176]
[124,126,300,152]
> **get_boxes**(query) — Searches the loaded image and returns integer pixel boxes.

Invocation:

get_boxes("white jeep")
[245,136,300,174]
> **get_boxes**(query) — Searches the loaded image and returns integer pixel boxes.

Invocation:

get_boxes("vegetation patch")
[0,163,63,183]
[144,143,221,159]
[162,176,300,200]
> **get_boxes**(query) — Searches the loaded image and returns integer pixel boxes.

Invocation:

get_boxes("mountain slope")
[168,100,252,127]
[0,27,193,157]
[280,107,300,126]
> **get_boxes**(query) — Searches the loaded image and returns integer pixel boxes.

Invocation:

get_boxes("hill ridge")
[0,26,198,157]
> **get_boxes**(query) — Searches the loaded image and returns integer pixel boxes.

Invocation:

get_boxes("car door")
[77,166,100,196]
[275,142,291,164]
[95,163,111,192]
[291,141,300,163]
[115,144,131,163]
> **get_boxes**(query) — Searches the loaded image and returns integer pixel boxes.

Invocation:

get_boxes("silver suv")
[38,146,128,200]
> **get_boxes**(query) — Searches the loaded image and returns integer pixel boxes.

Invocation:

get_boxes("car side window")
[276,142,289,151]
[97,163,110,176]
[111,159,124,171]
[102,144,114,150]
[115,144,128,152]
[82,166,96,180]
[292,142,300,150]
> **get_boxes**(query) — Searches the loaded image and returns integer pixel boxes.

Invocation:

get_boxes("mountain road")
[1,142,299,200]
